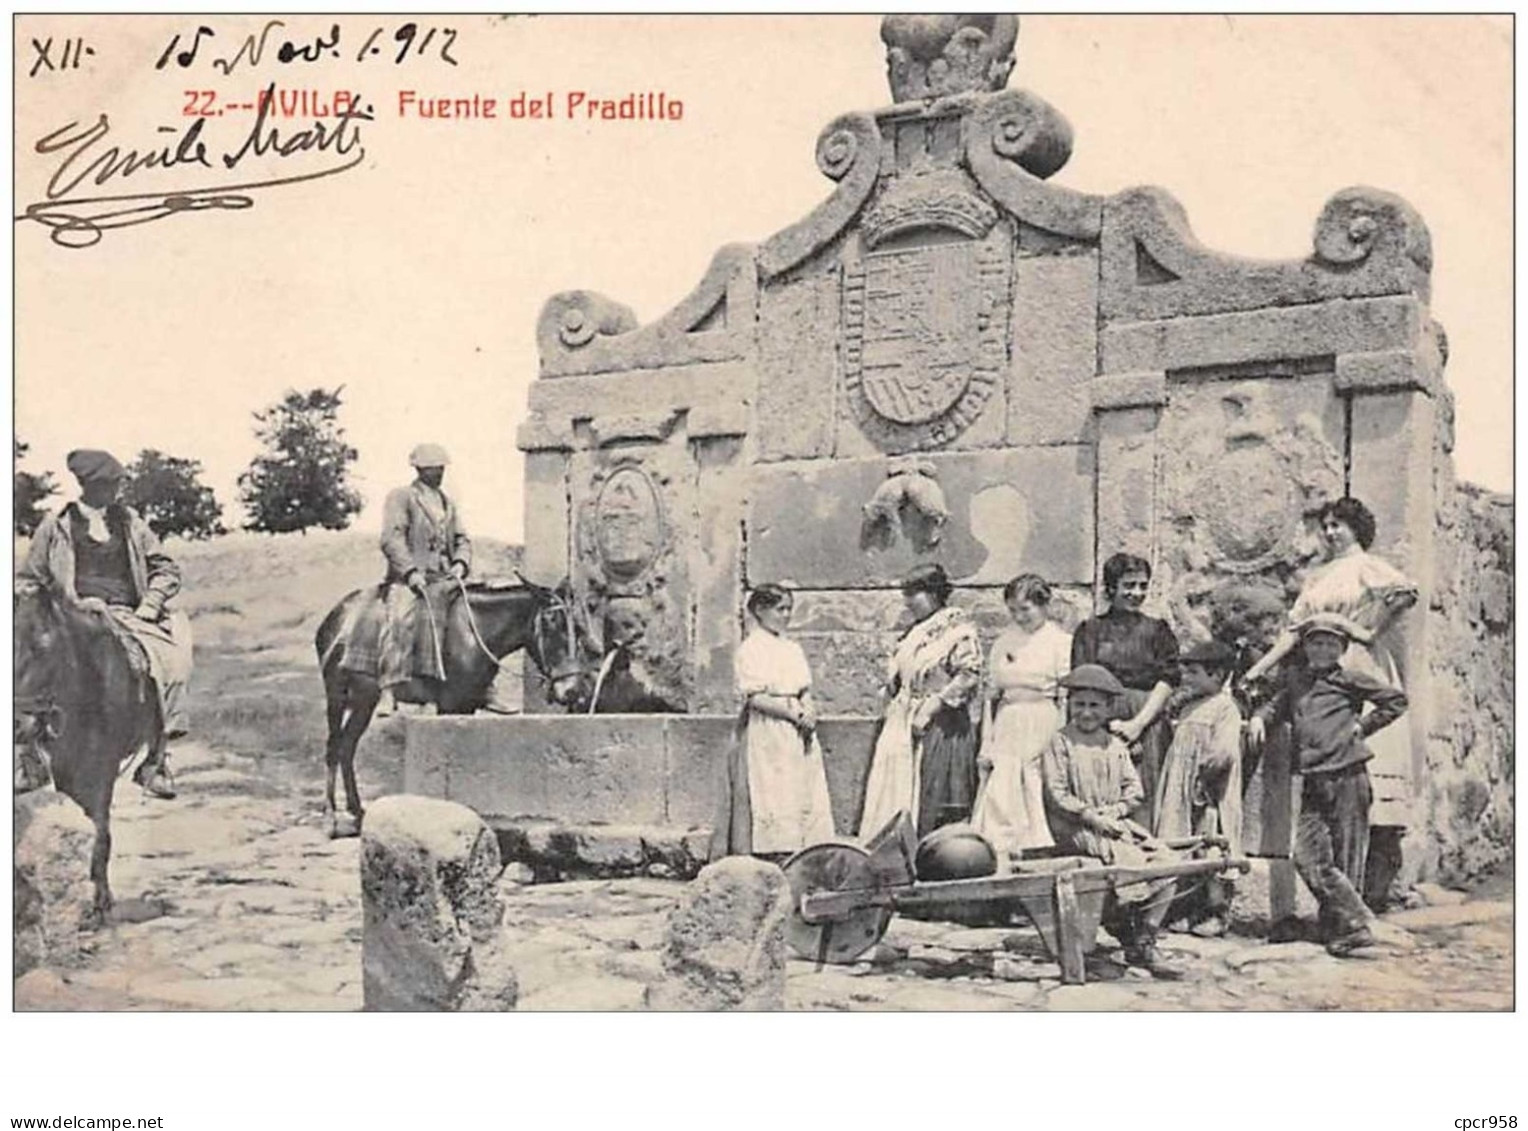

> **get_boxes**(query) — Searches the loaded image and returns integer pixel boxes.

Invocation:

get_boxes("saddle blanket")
[337,582,454,681]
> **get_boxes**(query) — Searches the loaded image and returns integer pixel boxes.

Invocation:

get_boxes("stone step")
[493,819,714,881]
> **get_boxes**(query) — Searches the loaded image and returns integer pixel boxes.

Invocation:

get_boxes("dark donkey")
[13,579,164,919]
[314,577,596,838]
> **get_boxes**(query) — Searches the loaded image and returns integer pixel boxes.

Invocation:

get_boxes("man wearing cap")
[21,449,192,798]
[1247,612,1408,956]
[374,444,472,716]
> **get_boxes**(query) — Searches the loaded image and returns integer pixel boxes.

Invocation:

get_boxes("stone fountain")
[406,15,1466,884]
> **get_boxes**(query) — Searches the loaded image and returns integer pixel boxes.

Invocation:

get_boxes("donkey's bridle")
[458,579,586,689]
[528,590,585,683]
[454,579,604,707]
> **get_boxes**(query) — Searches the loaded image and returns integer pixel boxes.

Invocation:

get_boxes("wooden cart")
[782,814,1250,985]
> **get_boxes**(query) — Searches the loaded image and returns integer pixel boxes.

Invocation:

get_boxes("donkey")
[14,579,164,919]
[313,577,596,837]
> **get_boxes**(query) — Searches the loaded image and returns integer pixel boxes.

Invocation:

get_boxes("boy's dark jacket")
[1256,663,1408,775]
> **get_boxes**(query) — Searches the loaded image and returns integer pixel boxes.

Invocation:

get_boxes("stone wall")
[1422,478,1513,883]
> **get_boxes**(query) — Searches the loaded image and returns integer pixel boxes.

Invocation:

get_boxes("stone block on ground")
[14,790,97,977]
[649,857,791,1010]
[361,795,516,1011]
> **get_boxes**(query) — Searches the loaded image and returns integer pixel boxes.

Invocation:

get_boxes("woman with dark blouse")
[1070,553,1180,827]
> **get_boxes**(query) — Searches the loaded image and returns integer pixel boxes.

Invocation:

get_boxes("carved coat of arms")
[842,231,1008,447]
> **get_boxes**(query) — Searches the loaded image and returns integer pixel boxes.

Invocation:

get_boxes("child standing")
[1248,612,1408,956]
[1156,640,1244,936]
[1041,664,1183,980]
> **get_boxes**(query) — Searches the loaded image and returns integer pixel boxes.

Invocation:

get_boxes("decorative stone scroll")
[538,244,757,376]
[964,89,1101,240]
[1101,184,1434,322]
[758,112,883,281]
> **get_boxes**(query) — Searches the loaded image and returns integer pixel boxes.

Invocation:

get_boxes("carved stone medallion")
[592,465,664,582]
[842,232,1008,447]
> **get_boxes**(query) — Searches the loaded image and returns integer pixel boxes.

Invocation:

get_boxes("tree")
[122,449,226,540]
[14,439,58,536]
[238,387,363,534]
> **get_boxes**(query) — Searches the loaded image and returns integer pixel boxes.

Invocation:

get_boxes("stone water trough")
[404,716,879,878]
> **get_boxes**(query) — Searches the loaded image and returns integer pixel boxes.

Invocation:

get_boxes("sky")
[12,14,1513,541]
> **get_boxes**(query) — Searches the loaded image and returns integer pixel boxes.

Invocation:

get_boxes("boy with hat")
[1247,612,1407,955]
[374,444,472,715]
[1157,639,1244,936]
[22,448,193,798]
[1040,663,1183,978]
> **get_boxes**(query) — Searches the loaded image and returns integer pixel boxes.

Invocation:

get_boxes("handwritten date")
[155,20,458,74]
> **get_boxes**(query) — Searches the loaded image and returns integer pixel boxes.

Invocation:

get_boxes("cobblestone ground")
[15,740,1514,1012]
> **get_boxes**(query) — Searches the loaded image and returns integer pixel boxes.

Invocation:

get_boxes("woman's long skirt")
[1115,686,1171,829]
[972,697,1059,855]
[916,705,979,840]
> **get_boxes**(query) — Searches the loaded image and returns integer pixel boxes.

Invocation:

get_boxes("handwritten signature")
[15,83,371,248]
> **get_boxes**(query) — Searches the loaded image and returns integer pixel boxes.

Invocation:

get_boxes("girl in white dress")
[710,585,835,858]
[972,574,1071,859]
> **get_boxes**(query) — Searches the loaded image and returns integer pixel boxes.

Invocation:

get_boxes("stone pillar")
[14,791,97,977]
[516,419,574,712]
[690,410,750,714]
[1340,345,1443,885]
[649,857,791,1010]
[360,795,517,1012]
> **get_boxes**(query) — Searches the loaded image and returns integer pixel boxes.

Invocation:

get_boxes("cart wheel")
[781,842,891,965]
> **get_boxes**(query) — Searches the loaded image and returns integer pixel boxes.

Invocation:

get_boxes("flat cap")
[65,449,125,484]
[1060,663,1126,697]
[409,443,450,468]
[1296,611,1372,645]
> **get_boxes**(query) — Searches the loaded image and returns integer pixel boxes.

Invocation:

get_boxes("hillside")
[17,529,523,801]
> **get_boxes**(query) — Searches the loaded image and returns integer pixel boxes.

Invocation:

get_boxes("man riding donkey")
[20,449,193,799]
[372,443,471,716]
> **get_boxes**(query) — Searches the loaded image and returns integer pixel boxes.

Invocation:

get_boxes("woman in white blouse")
[711,585,835,859]
[972,574,1072,859]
